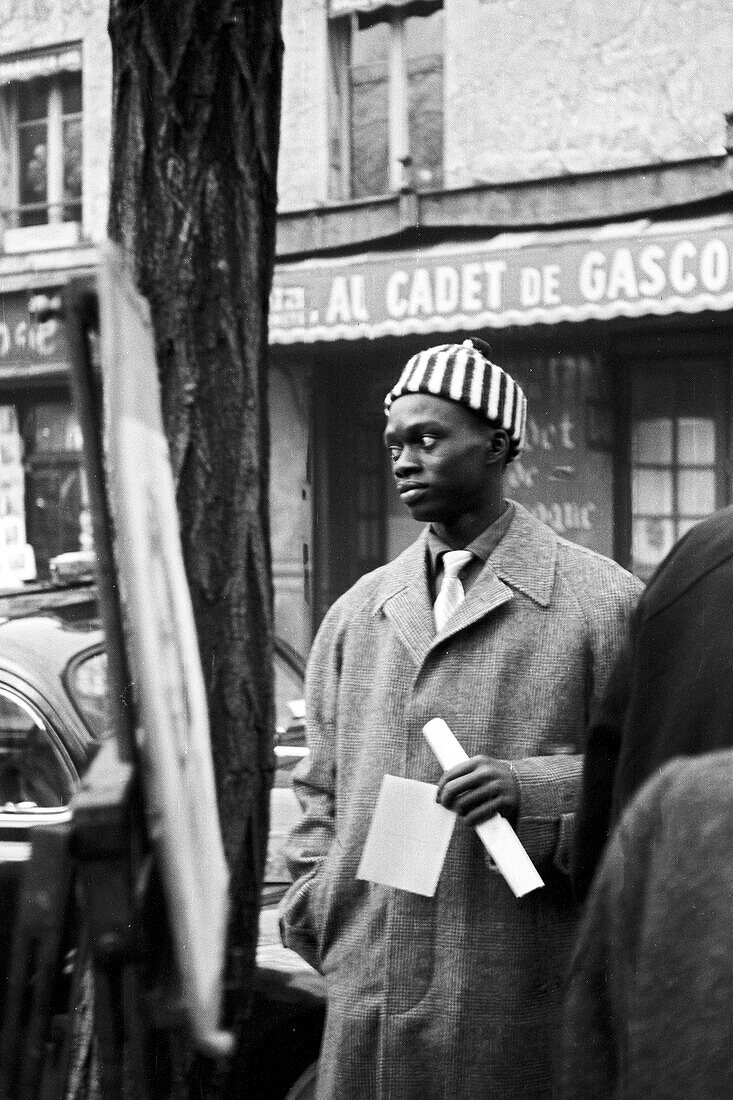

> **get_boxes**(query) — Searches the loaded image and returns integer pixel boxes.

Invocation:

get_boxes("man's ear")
[486,428,510,465]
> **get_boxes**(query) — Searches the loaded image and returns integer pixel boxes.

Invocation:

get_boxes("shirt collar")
[426,500,516,575]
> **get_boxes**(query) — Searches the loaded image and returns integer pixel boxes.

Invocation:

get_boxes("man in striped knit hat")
[281,338,641,1099]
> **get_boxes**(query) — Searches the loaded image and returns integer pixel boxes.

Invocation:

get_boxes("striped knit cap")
[384,339,527,462]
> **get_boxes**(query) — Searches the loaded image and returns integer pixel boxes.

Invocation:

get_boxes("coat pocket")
[279,864,327,971]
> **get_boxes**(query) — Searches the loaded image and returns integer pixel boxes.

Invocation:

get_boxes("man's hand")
[436,756,520,827]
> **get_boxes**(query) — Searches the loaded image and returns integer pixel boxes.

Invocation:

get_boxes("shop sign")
[270,215,733,343]
[503,357,614,557]
[0,292,65,365]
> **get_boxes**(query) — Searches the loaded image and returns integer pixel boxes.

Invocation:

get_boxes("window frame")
[625,359,729,582]
[329,3,444,200]
[1,63,82,230]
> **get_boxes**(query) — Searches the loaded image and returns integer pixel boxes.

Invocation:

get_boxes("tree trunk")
[106,0,282,1088]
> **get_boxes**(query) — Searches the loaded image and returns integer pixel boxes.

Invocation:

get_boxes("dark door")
[312,356,390,629]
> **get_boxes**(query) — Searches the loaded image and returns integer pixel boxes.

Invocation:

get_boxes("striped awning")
[270,213,733,344]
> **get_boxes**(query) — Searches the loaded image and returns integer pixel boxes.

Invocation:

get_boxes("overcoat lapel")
[430,563,513,648]
[376,532,435,667]
[489,502,558,606]
[377,504,559,664]
[433,504,559,649]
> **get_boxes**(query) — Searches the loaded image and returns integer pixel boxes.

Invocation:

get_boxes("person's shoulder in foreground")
[640,501,733,619]
[572,503,733,902]
[559,748,733,1100]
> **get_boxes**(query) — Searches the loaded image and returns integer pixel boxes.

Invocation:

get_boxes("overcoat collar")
[373,502,558,666]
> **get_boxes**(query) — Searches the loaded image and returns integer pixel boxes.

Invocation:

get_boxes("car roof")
[0,583,99,627]
[0,583,102,671]
[0,612,104,684]
[0,585,302,758]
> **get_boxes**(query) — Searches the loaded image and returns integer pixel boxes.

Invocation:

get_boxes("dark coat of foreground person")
[573,503,733,899]
[560,748,733,1100]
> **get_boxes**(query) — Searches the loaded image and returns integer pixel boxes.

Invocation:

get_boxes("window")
[23,401,88,575]
[329,1,443,199]
[0,48,82,229]
[630,364,726,583]
[0,686,72,808]
[66,650,111,741]
[0,396,88,584]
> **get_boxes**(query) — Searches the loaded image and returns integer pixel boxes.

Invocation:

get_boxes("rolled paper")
[423,718,544,899]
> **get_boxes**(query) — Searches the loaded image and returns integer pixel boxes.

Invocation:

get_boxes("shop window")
[0,397,88,585]
[328,2,443,199]
[0,404,35,585]
[0,48,82,230]
[23,402,88,576]
[630,366,725,583]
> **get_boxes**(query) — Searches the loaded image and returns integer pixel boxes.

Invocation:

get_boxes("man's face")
[383,393,494,525]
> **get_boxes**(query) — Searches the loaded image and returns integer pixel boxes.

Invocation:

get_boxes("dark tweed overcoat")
[574,503,733,899]
[281,503,641,1100]
[560,750,733,1099]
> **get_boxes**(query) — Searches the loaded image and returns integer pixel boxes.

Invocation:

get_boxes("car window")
[0,687,72,808]
[66,650,112,740]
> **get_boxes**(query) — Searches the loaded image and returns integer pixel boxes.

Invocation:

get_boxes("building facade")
[2,0,733,662]
[273,0,733,657]
[0,0,110,582]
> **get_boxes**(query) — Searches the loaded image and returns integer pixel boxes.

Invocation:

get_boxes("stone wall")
[444,0,733,185]
[278,0,330,211]
[277,0,733,207]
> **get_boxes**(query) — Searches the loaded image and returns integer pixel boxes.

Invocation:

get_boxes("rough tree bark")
[106,0,282,1087]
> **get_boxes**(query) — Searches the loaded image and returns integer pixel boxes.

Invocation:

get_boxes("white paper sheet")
[357,774,457,897]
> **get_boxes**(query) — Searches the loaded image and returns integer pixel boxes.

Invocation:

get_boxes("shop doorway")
[312,358,391,628]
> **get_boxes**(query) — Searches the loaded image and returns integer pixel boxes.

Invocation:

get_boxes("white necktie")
[433,550,474,632]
